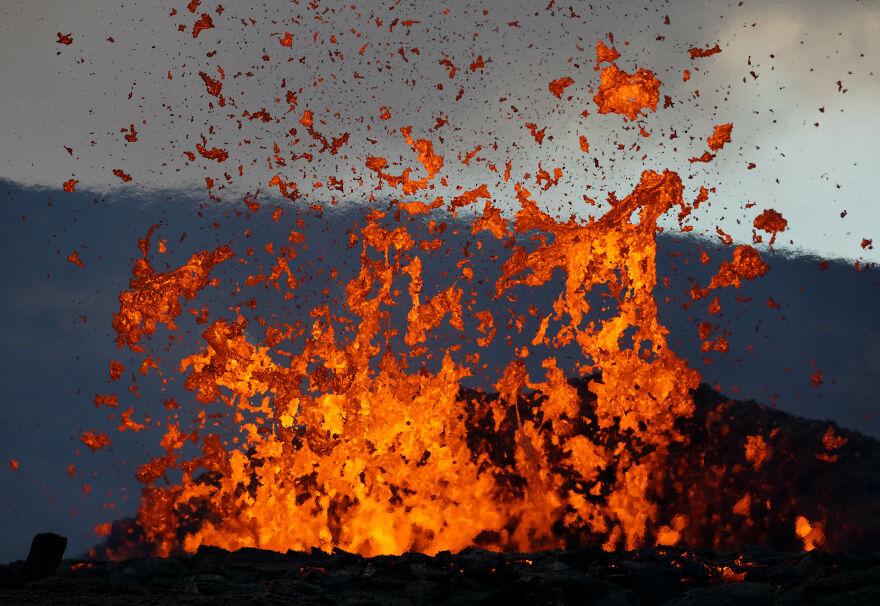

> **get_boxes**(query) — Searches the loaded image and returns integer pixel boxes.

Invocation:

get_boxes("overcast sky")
[1,0,878,262]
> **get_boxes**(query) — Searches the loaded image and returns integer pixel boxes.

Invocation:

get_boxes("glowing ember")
[795,515,825,551]
[719,567,747,583]
[689,245,770,300]
[753,209,788,247]
[112,169,133,182]
[80,430,112,452]
[707,124,733,151]
[592,64,661,121]
[191,13,214,39]
[688,44,722,60]
[548,77,575,99]
[594,39,620,69]
[744,435,770,470]
[66,251,84,268]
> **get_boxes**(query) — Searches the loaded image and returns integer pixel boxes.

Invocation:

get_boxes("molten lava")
[116,166,708,557]
[78,9,835,561]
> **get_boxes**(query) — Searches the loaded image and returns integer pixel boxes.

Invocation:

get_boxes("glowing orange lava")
[78,8,834,560]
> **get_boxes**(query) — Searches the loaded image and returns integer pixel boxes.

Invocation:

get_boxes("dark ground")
[2,540,879,605]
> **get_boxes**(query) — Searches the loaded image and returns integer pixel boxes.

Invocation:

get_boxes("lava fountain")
[73,4,862,560]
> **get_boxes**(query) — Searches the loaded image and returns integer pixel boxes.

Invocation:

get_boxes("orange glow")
[688,44,722,59]
[67,251,85,268]
[822,427,848,451]
[753,209,787,247]
[191,13,214,39]
[76,9,830,561]
[549,77,575,98]
[732,494,751,517]
[95,522,112,537]
[80,431,112,452]
[690,245,769,300]
[112,169,133,182]
[744,435,770,471]
[795,515,825,551]
[816,427,848,462]
[109,161,707,557]
[594,40,620,69]
[718,566,746,583]
[592,64,661,121]
[707,124,733,151]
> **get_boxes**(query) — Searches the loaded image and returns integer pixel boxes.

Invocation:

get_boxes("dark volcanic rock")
[665,383,880,553]
[3,541,880,605]
[17,533,67,583]
[662,582,776,606]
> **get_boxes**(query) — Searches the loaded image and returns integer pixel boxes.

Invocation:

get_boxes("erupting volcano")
[6,0,879,577]
[112,166,708,557]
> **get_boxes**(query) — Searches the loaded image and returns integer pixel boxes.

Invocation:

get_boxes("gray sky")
[1,0,878,262]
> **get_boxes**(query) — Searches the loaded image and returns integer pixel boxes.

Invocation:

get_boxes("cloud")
[0,0,877,262]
